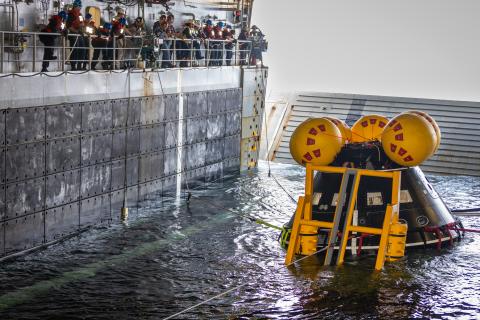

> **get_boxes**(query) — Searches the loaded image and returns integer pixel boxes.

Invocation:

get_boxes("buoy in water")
[289,118,343,166]
[350,115,389,143]
[381,112,437,166]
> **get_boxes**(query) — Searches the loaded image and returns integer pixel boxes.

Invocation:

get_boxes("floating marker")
[407,110,441,153]
[382,113,437,166]
[350,114,389,143]
[289,118,343,166]
[324,116,352,144]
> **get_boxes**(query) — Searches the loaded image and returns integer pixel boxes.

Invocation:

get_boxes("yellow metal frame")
[285,164,401,270]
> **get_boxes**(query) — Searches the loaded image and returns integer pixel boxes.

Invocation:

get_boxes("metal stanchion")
[173,39,176,67]
[0,32,4,73]
[32,35,36,72]
[234,41,237,66]
[62,35,66,72]
[222,40,225,66]
[113,36,116,69]
[206,39,209,67]
[190,40,194,67]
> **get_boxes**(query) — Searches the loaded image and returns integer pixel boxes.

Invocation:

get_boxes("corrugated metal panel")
[273,92,480,176]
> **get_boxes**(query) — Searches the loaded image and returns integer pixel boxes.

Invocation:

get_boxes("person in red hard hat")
[212,21,224,66]
[112,16,130,69]
[39,13,65,72]
[66,0,87,70]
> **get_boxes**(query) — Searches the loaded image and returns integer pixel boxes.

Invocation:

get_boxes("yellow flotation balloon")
[381,113,437,166]
[351,115,389,143]
[289,118,343,166]
[407,110,441,154]
[323,116,352,144]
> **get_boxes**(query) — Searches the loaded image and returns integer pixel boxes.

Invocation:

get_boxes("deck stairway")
[271,92,480,176]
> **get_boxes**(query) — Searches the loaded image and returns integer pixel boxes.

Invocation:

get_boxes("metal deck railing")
[0,30,253,73]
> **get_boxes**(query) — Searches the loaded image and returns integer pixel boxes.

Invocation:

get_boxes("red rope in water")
[448,227,480,233]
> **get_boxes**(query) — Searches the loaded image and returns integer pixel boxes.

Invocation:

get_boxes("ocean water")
[0,161,478,319]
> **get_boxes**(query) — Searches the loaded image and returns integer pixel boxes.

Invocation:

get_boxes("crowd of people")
[38,1,265,72]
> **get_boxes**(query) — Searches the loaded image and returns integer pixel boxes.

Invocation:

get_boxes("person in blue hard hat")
[84,13,92,24]
[203,19,215,66]
[211,21,224,66]
[112,16,130,69]
[58,10,68,21]
[91,22,112,70]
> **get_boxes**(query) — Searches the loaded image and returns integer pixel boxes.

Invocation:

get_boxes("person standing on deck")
[91,23,112,70]
[66,0,86,70]
[166,14,177,66]
[203,20,215,66]
[212,21,225,66]
[112,17,130,69]
[223,24,234,66]
[238,27,250,65]
[153,14,167,36]
[39,12,66,72]
[126,17,146,68]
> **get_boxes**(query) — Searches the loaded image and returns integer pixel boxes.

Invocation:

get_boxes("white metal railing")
[0,30,253,73]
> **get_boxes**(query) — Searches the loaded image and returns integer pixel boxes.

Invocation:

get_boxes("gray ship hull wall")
[0,88,243,258]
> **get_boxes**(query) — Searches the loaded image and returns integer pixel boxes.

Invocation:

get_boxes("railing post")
[249,41,252,66]
[222,40,225,66]
[190,39,194,67]
[0,32,4,73]
[173,39,176,67]
[206,39,209,67]
[112,36,116,70]
[62,35,66,72]
[32,33,36,72]
[234,40,238,66]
